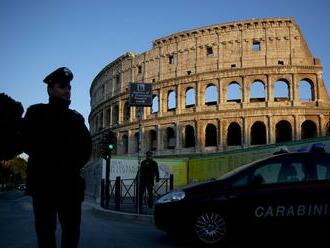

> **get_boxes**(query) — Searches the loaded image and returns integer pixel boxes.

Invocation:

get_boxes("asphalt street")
[0,191,192,248]
[0,191,327,248]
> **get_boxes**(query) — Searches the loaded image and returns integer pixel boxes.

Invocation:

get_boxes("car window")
[277,162,305,183]
[232,157,308,187]
[314,156,330,180]
[254,162,282,184]
[232,162,281,187]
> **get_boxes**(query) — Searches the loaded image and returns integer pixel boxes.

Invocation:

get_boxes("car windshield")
[217,156,271,180]
[218,163,252,180]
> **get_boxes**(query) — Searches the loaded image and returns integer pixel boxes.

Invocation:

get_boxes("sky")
[1,0,330,126]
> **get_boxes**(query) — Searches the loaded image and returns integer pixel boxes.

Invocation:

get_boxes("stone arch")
[123,101,130,121]
[112,104,119,126]
[301,120,317,139]
[275,120,292,143]
[274,79,290,101]
[147,129,157,151]
[152,95,159,113]
[205,84,218,106]
[299,78,314,101]
[122,134,128,154]
[185,87,196,108]
[205,123,217,146]
[168,90,176,111]
[250,80,266,102]
[166,127,176,149]
[184,125,195,148]
[134,132,139,153]
[227,122,242,146]
[251,121,266,145]
[227,81,242,103]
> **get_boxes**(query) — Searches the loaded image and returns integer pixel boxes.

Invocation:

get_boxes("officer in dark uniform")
[21,67,92,248]
[138,151,159,212]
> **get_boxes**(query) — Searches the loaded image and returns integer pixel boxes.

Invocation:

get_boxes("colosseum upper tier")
[89,17,330,158]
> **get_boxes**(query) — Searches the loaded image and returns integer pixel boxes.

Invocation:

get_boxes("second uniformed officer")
[138,151,160,213]
[21,67,92,248]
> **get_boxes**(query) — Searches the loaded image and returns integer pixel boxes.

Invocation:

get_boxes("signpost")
[128,82,152,214]
[129,83,152,107]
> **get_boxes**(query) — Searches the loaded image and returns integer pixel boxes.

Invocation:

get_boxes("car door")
[300,153,330,233]
[227,154,309,234]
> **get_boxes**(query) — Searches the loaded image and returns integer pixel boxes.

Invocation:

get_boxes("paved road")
[0,191,326,248]
[0,191,192,248]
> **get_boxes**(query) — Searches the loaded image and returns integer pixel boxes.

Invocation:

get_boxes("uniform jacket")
[21,97,92,198]
[139,159,160,186]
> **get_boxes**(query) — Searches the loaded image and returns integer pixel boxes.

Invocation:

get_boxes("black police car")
[154,148,330,246]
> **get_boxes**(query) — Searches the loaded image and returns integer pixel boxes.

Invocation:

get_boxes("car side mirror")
[248,174,264,187]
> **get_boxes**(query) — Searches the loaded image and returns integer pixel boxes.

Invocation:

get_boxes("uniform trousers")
[138,181,154,211]
[32,194,82,248]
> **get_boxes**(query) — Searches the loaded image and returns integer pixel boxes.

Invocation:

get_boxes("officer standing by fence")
[138,151,159,213]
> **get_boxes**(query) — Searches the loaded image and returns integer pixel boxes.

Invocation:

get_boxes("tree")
[0,93,24,161]
[0,157,27,190]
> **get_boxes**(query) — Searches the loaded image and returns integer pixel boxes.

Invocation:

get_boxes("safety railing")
[100,175,174,213]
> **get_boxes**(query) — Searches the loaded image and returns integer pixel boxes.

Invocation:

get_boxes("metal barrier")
[100,174,174,213]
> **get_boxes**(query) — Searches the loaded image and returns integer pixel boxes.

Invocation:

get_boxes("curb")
[83,201,154,224]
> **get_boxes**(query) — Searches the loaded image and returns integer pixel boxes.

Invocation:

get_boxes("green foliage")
[0,93,24,160]
[3,157,27,180]
[0,156,27,188]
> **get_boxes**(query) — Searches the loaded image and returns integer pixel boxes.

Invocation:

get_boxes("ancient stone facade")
[89,17,330,159]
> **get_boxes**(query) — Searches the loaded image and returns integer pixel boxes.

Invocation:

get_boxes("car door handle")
[228,194,237,199]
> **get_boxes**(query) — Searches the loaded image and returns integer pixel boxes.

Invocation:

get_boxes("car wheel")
[194,211,227,246]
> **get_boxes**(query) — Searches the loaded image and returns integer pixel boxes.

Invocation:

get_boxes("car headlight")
[157,191,185,203]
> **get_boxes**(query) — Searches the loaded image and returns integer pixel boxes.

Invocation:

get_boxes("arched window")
[250,80,265,102]
[105,108,110,127]
[134,132,139,153]
[205,124,217,146]
[168,90,176,111]
[123,102,130,121]
[205,84,218,106]
[112,105,119,126]
[184,125,195,148]
[274,80,289,101]
[99,112,103,130]
[251,121,266,145]
[275,120,292,143]
[227,82,241,103]
[152,95,159,113]
[227,122,241,146]
[149,130,157,151]
[185,88,196,108]
[299,79,314,101]
[301,120,317,139]
[166,127,176,149]
[122,135,128,154]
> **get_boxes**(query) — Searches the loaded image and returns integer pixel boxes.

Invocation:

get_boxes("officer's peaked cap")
[43,67,73,85]
[146,151,153,156]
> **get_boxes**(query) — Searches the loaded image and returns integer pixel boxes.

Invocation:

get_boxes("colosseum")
[89,17,330,159]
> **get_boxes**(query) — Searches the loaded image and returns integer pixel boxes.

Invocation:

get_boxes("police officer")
[21,67,92,248]
[138,151,159,212]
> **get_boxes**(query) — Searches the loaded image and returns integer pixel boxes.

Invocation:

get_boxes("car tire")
[193,211,228,246]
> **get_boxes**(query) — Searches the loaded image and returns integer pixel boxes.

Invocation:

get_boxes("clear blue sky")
[1,0,330,126]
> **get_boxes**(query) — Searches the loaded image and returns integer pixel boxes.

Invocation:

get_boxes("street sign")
[129,83,152,106]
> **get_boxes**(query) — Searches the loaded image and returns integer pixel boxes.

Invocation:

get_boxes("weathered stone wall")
[89,18,330,159]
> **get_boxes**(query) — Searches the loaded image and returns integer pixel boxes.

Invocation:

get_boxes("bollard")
[115,176,121,211]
